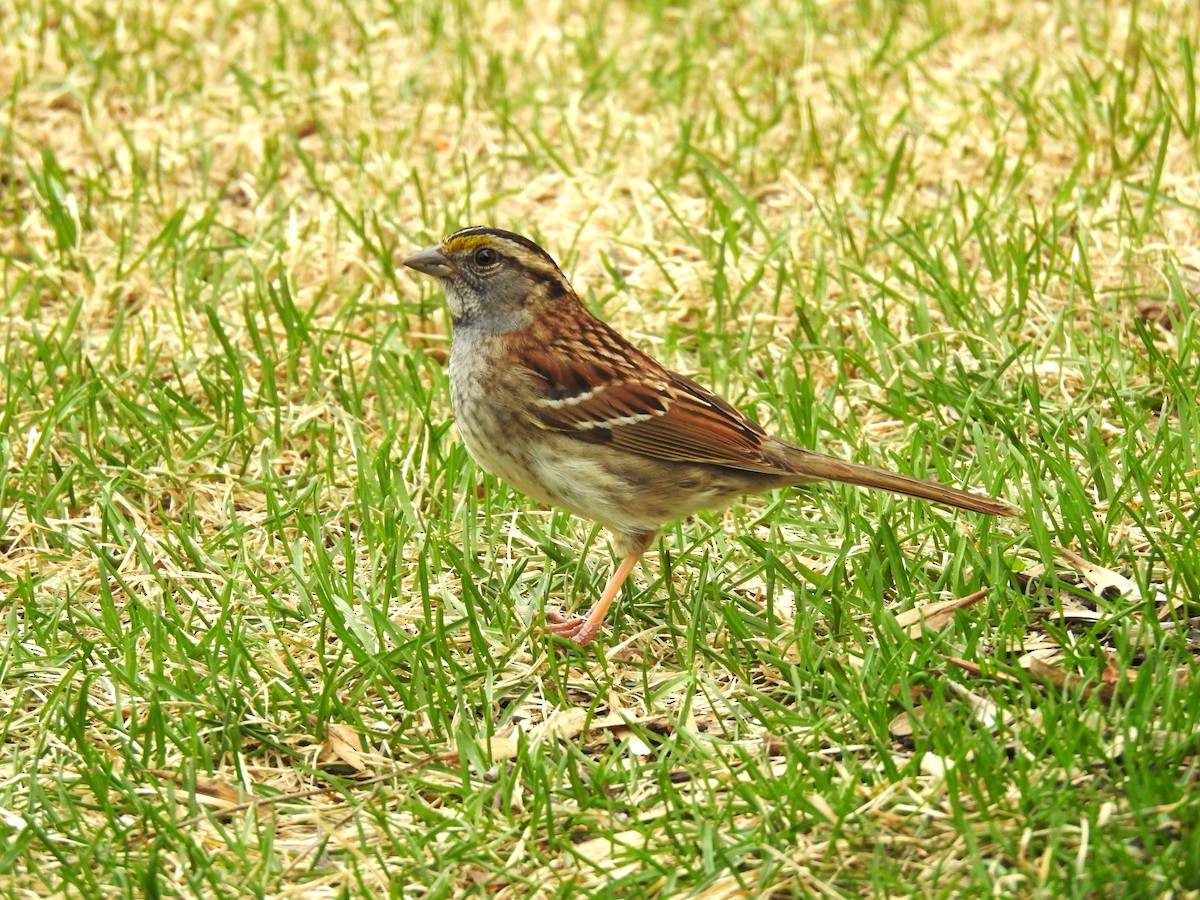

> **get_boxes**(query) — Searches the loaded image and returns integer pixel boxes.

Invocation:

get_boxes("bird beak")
[402,245,455,278]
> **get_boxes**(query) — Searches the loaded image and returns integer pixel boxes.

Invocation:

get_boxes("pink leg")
[541,551,643,647]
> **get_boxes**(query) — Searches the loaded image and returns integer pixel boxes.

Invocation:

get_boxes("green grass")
[2,0,1198,896]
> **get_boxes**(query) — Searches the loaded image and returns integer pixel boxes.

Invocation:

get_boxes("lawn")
[1,0,1198,896]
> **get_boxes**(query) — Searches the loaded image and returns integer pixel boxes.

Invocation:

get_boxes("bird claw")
[539,612,596,645]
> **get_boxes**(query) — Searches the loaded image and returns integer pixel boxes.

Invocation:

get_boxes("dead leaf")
[895,590,988,637]
[888,707,923,740]
[481,734,523,761]
[533,707,592,741]
[147,769,241,813]
[919,752,954,777]
[1029,606,1105,624]
[938,655,1024,684]
[804,792,838,823]
[570,829,649,871]
[610,725,654,756]
[1017,647,1063,669]
[1156,597,1186,621]
[888,684,934,700]
[1100,650,1127,687]
[434,710,669,766]
[1134,297,1179,329]
[945,681,1004,729]
[318,723,367,774]
[1026,656,1116,702]
[1057,546,1139,601]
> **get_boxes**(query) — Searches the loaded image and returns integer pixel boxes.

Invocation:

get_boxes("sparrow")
[403,227,1014,646]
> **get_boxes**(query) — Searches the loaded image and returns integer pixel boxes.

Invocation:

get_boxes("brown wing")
[519,338,790,476]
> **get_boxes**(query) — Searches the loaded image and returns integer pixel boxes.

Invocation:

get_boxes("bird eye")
[473,246,499,268]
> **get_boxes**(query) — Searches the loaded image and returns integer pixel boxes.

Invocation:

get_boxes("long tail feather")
[786,448,1017,516]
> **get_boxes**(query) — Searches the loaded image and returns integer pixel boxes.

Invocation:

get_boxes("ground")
[1,0,1198,896]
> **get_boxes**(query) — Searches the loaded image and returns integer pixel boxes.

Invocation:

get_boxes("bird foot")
[539,611,599,646]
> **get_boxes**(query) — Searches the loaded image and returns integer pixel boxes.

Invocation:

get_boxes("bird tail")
[784,448,1017,517]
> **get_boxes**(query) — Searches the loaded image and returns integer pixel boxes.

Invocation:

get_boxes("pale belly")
[452,370,643,530]
[446,335,776,537]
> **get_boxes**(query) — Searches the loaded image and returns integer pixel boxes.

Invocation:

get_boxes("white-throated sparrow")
[404,227,1014,647]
